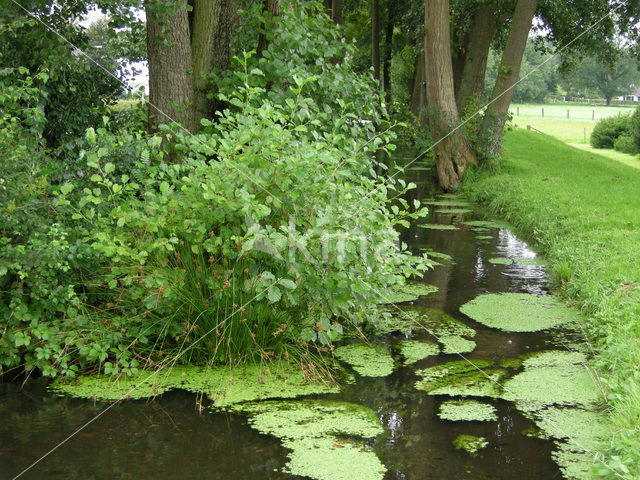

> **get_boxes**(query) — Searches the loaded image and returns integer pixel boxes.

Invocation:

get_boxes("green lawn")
[464,128,640,478]
[509,103,636,122]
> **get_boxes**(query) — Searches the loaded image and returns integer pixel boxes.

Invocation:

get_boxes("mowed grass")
[464,128,640,477]
[508,118,594,143]
[509,103,636,121]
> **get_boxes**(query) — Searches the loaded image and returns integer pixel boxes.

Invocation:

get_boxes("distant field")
[508,103,636,122]
[508,118,594,144]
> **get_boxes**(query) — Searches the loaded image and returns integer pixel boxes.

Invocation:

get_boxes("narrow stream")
[1,165,578,479]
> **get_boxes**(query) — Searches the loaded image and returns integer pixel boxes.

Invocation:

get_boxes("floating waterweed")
[234,400,386,480]
[415,360,505,398]
[488,257,512,265]
[435,208,473,215]
[516,256,546,266]
[438,400,498,422]
[51,363,340,406]
[334,343,395,377]
[453,435,488,456]
[424,199,471,207]
[462,220,512,229]
[397,340,439,365]
[379,282,438,304]
[418,224,459,231]
[460,293,580,332]
[438,335,476,354]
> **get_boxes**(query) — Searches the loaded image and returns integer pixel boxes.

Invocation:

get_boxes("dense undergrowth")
[0,3,430,380]
[464,128,640,478]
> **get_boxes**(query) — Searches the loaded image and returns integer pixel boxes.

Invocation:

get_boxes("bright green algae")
[397,340,439,365]
[435,208,473,215]
[438,400,498,422]
[462,220,512,229]
[380,282,438,304]
[372,307,475,338]
[438,335,476,354]
[234,400,386,480]
[453,435,488,456]
[418,224,459,230]
[425,199,472,207]
[334,343,395,377]
[51,363,339,406]
[460,293,580,332]
[415,360,506,398]
[503,351,602,412]
[488,257,512,265]
[515,256,546,266]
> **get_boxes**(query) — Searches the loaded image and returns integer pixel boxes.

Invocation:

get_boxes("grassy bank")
[463,128,640,478]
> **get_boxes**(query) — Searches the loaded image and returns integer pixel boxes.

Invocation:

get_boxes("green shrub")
[590,114,630,149]
[631,103,640,153]
[613,134,637,154]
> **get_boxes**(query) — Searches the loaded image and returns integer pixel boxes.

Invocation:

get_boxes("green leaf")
[279,278,297,290]
[104,162,115,174]
[90,174,102,183]
[60,183,74,195]
[159,181,170,193]
[267,286,281,303]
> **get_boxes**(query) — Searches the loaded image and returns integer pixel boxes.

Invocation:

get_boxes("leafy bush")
[590,114,631,149]
[613,134,637,154]
[631,103,640,153]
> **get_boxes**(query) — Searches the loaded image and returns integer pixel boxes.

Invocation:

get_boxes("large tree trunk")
[372,0,380,83]
[455,1,497,112]
[424,0,478,192]
[146,0,195,133]
[409,52,426,124]
[482,0,538,149]
[382,0,394,102]
[191,0,235,122]
[257,0,282,56]
[328,0,343,25]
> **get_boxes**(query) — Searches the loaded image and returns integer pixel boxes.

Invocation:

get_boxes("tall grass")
[464,128,640,477]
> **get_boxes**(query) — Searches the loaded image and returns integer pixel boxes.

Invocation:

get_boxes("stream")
[1,164,586,480]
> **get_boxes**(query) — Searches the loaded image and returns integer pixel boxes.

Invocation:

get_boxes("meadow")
[464,128,640,477]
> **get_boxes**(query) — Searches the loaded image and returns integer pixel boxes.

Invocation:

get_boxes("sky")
[80,7,149,93]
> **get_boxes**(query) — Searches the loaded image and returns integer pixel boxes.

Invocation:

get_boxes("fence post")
[517,107,520,115]
[592,110,595,120]
[542,108,544,117]
[567,109,569,118]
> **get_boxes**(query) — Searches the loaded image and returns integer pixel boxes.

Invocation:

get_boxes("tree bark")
[146,0,196,133]
[482,0,538,148]
[330,0,343,25]
[257,0,282,56]
[424,0,478,192]
[372,0,380,84]
[455,1,497,112]
[409,52,426,124]
[382,0,394,102]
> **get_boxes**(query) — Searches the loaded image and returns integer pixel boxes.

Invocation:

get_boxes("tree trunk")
[146,0,196,133]
[372,0,380,84]
[455,1,497,112]
[424,0,478,192]
[330,0,343,25]
[410,52,426,124]
[382,0,394,102]
[257,0,282,56]
[482,0,538,149]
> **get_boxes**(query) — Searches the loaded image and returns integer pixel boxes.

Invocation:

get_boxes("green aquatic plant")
[372,309,421,335]
[503,350,602,412]
[379,282,439,304]
[460,293,580,332]
[499,358,523,369]
[420,308,476,338]
[438,400,498,422]
[415,360,505,398]
[462,220,512,229]
[438,335,476,354]
[334,343,395,377]
[476,235,493,240]
[452,434,488,456]
[515,256,546,266]
[371,308,474,338]
[435,208,473,215]
[234,400,386,480]
[397,340,439,365]
[51,363,340,406]
[425,199,472,207]
[418,224,459,230]
[488,257,512,265]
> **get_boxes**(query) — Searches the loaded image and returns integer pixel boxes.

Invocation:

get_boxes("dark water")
[1,164,570,480]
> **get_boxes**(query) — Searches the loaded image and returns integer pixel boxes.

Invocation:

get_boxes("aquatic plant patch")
[415,360,506,398]
[417,224,460,231]
[488,257,512,265]
[460,293,580,332]
[234,400,386,480]
[462,220,512,229]
[502,350,602,412]
[51,363,340,406]
[515,256,546,266]
[397,340,439,366]
[438,335,476,354]
[424,199,472,207]
[372,309,422,335]
[334,343,395,377]
[379,282,439,304]
[438,400,498,422]
[420,308,476,338]
[435,208,473,215]
[452,434,488,457]
[476,235,493,240]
